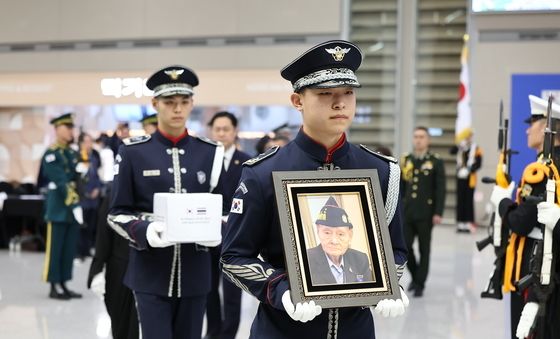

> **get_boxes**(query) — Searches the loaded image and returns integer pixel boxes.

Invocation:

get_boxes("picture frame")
[272,169,400,308]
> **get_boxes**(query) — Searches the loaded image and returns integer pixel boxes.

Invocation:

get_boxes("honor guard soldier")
[400,126,446,297]
[108,65,224,339]
[221,40,409,339]
[140,113,158,135]
[41,113,84,300]
[490,95,560,339]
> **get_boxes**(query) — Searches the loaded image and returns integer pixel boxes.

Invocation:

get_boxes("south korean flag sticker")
[230,198,243,214]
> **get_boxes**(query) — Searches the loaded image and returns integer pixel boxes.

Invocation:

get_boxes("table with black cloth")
[0,194,45,250]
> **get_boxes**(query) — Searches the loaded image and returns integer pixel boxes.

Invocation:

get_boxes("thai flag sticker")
[230,198,243,214]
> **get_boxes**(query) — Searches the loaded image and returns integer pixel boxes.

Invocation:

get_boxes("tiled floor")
[0,226,509,339]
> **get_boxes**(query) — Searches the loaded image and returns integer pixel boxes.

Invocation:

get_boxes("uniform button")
[428,199,433,205]
[181,188,187,193]
[169,187,175,192]
[413,177,418,183]
[411,193,417,198]
[414,169,419,174]
[180,168,187,174]
[423,171,429,175]
[178,149,185,155]
[168,168,173,173]
[412,185,417,190]
[166,149,172,155]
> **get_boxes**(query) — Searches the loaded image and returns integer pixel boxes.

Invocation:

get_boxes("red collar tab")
[159,128,189,146]
[326,134,346,163]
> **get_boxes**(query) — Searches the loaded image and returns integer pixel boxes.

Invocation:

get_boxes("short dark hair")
[414,126,429,135]
[208,111,238,128]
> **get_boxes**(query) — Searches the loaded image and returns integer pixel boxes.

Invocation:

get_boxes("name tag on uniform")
[143,169,160,177]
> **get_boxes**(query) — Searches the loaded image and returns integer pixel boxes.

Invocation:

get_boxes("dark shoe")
[203,335,220,339]
[49,289,71,300]
[414,288,424,297]
[63,288,83,299]
[60,283,83,299]
[407,281,417,292]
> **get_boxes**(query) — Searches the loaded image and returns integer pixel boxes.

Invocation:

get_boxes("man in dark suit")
[306,196,373,285]
[204,111,251,339]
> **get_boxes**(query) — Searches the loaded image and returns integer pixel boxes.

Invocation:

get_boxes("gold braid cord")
[503,159,560,292]
[64,183,79,206]
[518,161,560,204]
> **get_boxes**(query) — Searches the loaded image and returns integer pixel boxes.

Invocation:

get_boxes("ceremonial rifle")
[515,96,558,337]
[478,100,515,299]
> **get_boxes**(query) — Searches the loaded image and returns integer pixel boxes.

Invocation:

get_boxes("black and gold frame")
[272,169,400,308]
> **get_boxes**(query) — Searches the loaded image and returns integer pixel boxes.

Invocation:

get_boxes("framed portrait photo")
[272,169,400,308]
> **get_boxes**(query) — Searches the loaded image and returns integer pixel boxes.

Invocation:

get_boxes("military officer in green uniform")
[41,113,84,300]
[400,126,446,297]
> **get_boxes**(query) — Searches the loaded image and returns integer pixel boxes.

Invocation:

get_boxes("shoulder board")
[360,144,397,163]
[123,135,151,146]
[243,146,279,167]
[431,152,441,159]
[48,144,58,151]
[196,136,218,146]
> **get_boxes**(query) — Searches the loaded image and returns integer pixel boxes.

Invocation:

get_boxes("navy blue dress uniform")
[206,147,251,339]
[108,66,224,339]
[41,113,82,299]
[221,39,407,339]
[400,151,446,296]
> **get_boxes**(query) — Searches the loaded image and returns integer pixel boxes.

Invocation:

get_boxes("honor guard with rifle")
[477,100,515,301]
[221,40,409,339]
[514,96,560,339]
[488,95,560,339]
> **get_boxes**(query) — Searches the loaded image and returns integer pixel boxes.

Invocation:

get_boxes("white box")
[153,193,222,243]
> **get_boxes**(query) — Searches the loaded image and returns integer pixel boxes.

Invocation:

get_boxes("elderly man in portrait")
[306,196,373,285]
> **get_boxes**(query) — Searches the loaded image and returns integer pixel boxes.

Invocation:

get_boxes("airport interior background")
[1,0,560,338]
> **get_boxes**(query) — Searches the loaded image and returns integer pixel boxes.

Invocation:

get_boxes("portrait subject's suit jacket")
[306,245,373,285]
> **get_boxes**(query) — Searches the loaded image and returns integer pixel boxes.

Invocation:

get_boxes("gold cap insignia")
[317,209,327,221]
[164,69,185,80]
[325,46,351,61]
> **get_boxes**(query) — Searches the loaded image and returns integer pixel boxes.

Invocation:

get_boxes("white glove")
[282,290,322,323]
[516,302,539,339]
[195,238,221,247]
[374,287,409,318]
[490,181,516,209]
[72,206,84,225]
[146,222,174,248]
[90,271,106,299]
[457,167,470,179]
[75,162,89,174]
[537,201,560,231]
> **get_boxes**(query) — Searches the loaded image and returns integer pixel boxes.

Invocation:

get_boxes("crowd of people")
[1,38,558,339]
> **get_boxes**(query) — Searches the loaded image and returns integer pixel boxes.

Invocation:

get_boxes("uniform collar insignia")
[325,46,351,61]
[164,69,184,80]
